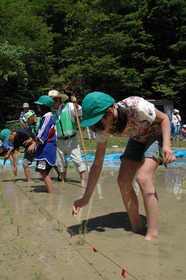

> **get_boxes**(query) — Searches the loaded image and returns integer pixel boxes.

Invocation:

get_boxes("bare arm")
[27,139,43,153]
[23,137,36,147]
[2,147,14,169]
[5,146,13,159]
[19,119,26,127]
[72,141,107,215]
[155,108,176,165]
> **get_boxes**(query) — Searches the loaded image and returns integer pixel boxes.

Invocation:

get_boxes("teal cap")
[80,92,115,127]
[35,95,54,108]
[0,128,11,142]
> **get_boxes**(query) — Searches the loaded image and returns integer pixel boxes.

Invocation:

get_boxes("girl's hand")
[162,146,176,166]
[72,197,88,215]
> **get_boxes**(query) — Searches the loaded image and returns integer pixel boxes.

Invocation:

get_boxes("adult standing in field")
[172,109,181,141]
[72,92,176,240]
[19,103,36,128]
[48,90,86,185]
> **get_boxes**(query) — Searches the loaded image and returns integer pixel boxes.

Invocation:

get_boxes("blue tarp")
[0,150,186,169]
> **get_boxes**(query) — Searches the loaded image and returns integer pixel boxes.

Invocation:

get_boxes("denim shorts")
[121,135,163,163]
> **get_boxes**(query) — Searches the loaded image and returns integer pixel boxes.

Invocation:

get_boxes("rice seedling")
[78,223,87,245]
[6,206,10,215]
[10,214,13,224]
[182,180,186,189]
[0,191,3,202]
[154,146,167,168]
[53,222,63,233]
[1,201,6,208]
[33,268,47,280]
[14,241,27,257]
[17,225,20,236]
[0,191,6,208]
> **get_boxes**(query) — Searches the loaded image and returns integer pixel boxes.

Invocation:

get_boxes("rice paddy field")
[0,160,186,280]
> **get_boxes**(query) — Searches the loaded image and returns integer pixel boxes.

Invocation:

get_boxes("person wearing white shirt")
[48,90,86,185]
[172,109,181,141]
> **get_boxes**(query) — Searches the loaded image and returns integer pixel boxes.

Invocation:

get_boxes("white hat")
[48,90,69,102]
[23,103,29,108]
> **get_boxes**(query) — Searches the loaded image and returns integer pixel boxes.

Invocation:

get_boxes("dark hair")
[115,104,128,133]
[91,107,110,132]
[91,104,127,134]
[39,105,51,116]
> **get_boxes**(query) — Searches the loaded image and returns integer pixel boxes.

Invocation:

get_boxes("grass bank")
[78,128,186,154]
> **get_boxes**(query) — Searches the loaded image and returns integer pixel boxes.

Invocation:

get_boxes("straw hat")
[48,90,69,102]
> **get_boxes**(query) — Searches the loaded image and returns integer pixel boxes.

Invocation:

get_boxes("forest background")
[0,0,185,126]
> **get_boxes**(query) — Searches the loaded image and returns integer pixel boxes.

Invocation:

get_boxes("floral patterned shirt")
[95,96,162,143]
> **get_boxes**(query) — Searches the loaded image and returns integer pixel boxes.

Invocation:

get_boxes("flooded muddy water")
[0,165,186,280]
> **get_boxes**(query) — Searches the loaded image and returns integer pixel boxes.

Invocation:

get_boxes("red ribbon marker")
[70,231,74,238]
[121,268,126,278]
[93,247,97,252]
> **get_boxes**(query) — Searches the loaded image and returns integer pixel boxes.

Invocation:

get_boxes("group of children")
[0,92,182,240]
[0,95,57,193]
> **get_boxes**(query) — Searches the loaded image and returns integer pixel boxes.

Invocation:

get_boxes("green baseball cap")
[35,95,54,108]
[0,128,11,142]
[80,91,115,127]
[25,111,34,121]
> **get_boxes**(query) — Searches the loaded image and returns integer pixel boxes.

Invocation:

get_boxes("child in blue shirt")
[28,95,57,193]
[0,141,15,172]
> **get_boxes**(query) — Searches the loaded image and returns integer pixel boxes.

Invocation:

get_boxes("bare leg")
[60,171,67,183]
[80,170,86,187]
[40,172,53,193]
[137,158,159,240]
[53,165,61,181]
[117,160,142,233]
[23,162,31,182]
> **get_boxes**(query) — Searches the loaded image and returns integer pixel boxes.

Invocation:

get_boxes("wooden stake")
[74,103,90,173]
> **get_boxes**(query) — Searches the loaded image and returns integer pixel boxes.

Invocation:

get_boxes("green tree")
[0,0,55,123]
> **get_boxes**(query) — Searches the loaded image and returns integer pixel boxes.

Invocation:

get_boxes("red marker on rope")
[92,247,97,252]
[121,268,126,278]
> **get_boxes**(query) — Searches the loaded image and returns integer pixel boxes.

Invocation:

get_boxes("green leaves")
[0,0,185,124]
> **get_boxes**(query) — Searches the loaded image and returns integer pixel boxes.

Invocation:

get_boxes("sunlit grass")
[78,129,186,153]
